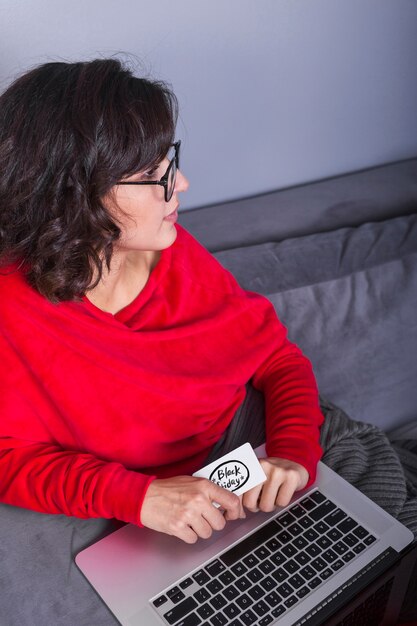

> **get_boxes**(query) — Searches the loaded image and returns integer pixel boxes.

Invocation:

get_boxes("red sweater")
[0,225,323,526]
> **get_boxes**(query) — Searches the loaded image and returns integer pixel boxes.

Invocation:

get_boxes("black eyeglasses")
[117,141,181,203]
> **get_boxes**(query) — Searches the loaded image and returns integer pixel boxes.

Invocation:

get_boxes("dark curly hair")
[0,58,178,301]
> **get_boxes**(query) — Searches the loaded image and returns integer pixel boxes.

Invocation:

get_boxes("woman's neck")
[86,249,161,315]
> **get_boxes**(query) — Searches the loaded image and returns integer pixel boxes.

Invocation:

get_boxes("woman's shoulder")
[173,224,241,295]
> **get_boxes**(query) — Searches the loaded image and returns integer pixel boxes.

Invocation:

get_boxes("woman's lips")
[164,207,179,222]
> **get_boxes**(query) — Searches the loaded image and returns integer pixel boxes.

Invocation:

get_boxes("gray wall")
[1,0,417,210]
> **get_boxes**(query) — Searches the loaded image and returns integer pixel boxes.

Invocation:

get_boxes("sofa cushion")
[213,216,417,432]
[179,159,417,252]
[266,253,417,431]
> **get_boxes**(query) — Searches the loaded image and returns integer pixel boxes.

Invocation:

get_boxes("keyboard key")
[352,525,368,540]
[153,594,168,608]
[272,604,287,617]
[300,496,316,511]
[236,576,251,592]
[259,576,275,591]
[180,578,193,590]
[304,528,319,542]
[278,512,297,527]
[306,544,321,558]
[247,568,263,583]
[196,602,215,619]
[300,564,316,580]
[207,579,223,594]
[293,536,308,550]
[353,543,366,555]
[167,586,182,599]
[259,616,274,626]
[320,568,333,580]
[236,594,253,610]
[314,521,330,534]
[276,530,292,543]
[288,522,304,537]
[259,559,274,575]
[327,527,343,542]
[364,535,376,545]
[206,560,226,577]
[310,491,327,505]
[325,508,347,526]
[334,541,349,555]
[299,515,314,529]
[331,559,344,571]
[294,551,310,566]
[219,570,236,585]
[240,608,257,625]
[221,521,279,567]
[223,584,239,601]
[210,593,227,610]
[288,573,304,589]
[164,597,198,625]
[175,613,202,626]
[344,532,360,547]
[322,548,338,564]
[254,546,271,559]
[272,567,287,584]
[281,544,297,558]
[231,562,248,577]
[308,577,322,589]
[193,588,210,603]
[253,599,269,616]
[170,590,186,604]
[311,557,327,572]
[248,584,265,601]
[265,537,280,552]
[317,536,332,550]
[290,504,306,518]
[264,590,281,607]
[277,582,293,598]
[283,559,300,574]
[193,570,210,586]
[243,554,259,568]
[342,550,356,563]
[284,595,299,608]
[337,517,357,534]
[223,602,240,619]
[296,585,310,599]
[309,500,336,521]
[270,551,286,567]
[210,613,227,626]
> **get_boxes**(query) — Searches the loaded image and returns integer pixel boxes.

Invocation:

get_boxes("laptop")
[75,450,415,626]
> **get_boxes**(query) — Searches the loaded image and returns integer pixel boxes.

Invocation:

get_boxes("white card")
[193,442,267,497]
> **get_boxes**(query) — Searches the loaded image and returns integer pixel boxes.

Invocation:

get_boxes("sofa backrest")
[179,159,417,431]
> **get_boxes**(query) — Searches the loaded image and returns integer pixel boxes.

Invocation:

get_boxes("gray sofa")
[1,158,417,625]
[181,158,417,433]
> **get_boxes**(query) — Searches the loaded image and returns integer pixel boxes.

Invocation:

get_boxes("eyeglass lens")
[166,143,179,202]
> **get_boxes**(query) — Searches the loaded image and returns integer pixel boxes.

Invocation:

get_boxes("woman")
[0,58,323,545]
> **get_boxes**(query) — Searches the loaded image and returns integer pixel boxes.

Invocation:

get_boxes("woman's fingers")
[243,457,309,513]
[140,475,242,543]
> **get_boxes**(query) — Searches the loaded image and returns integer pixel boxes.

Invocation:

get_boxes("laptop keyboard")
[150,490,377,626]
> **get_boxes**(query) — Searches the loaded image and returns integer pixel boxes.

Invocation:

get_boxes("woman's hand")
[140,475,245,543]
[243,457,309,512]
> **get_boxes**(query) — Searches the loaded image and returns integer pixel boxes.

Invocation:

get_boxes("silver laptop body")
[76,460,414,626]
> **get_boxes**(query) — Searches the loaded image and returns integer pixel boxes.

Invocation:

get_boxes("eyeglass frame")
[116,140,181,203]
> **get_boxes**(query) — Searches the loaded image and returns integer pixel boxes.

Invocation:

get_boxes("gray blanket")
[0,402,416,625]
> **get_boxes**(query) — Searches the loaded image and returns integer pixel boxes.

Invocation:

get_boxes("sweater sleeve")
[0,433,155,525]
[250,301,323,485]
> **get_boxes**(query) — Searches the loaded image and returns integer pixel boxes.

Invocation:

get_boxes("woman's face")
[107,154,189,255]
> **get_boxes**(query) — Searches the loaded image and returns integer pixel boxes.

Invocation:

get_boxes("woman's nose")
[175,169,190,194]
